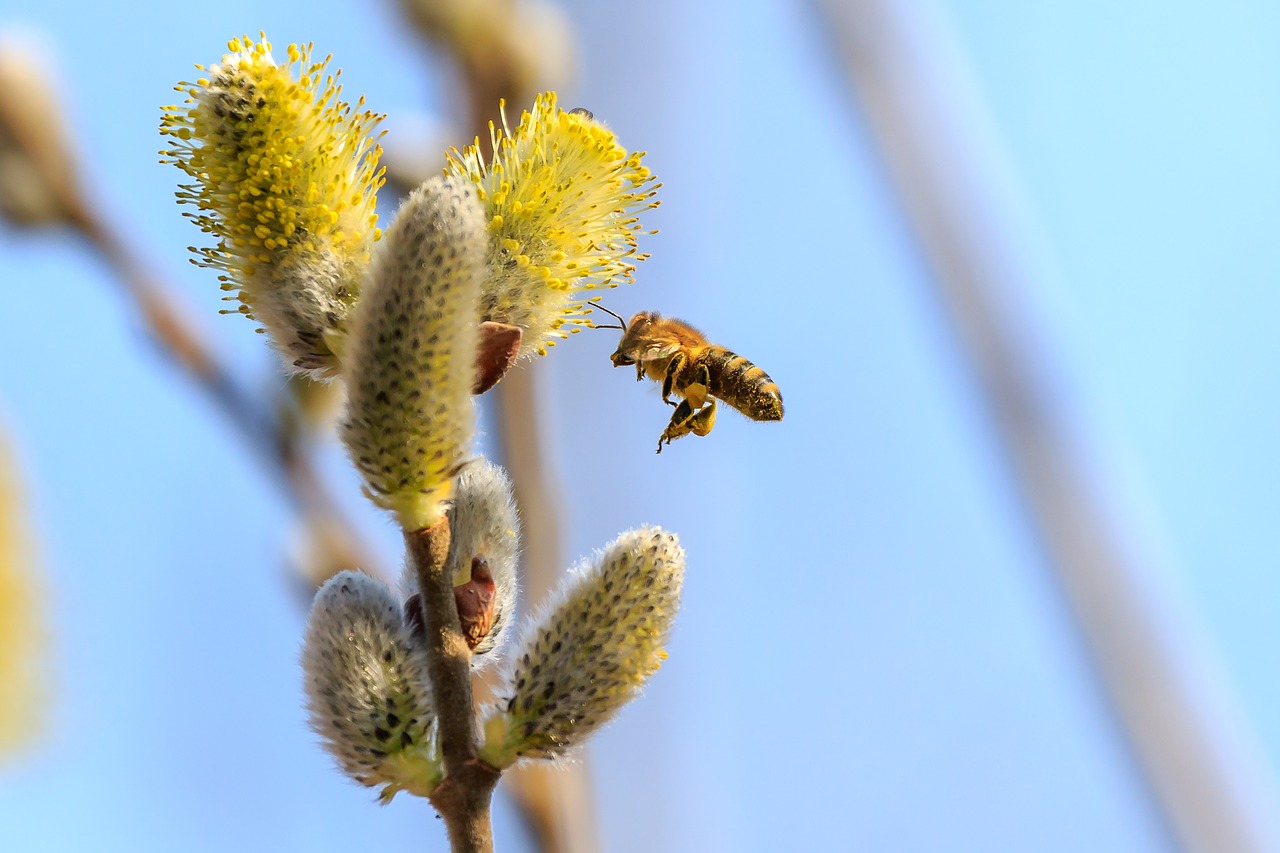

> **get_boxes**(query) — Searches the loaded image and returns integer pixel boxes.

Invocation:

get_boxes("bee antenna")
[588,301,628,331]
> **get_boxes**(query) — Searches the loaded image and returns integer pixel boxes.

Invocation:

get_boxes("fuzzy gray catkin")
[302,571,441,800]
[340,175,487,531]
[480,526,684,766]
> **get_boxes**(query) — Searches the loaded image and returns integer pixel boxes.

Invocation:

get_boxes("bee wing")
[639,341,681,363]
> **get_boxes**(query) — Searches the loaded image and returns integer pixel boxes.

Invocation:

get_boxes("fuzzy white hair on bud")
[341,175,488,531]
[402,459,520,666]
[480,526,684,767]
[446,460,520,657]
[302,570,441,800]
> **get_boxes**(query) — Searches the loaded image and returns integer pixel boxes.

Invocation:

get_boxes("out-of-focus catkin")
[0,430,46,757]
[0,36,83,227]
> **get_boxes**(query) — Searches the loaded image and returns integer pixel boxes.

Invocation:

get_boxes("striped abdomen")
[702,347,784,421]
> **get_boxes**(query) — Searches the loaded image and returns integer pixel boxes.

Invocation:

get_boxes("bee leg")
[661,353,687,407]
[657,398,714,453]
[657,400,695,452]
[687,399,717,437]
[634,362,644,382]
[682,362,712,410]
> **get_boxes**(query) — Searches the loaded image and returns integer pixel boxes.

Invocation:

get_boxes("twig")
[405,519,500,853]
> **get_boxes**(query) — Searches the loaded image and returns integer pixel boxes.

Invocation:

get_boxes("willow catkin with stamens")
[160,35,385,376]
[445,92,660,357]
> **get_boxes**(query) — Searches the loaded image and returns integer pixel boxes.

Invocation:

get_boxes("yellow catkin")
[445,92,660,358]
[160,34,385,376]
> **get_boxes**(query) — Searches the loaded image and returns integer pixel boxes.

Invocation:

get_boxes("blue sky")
[2,1,1279,851]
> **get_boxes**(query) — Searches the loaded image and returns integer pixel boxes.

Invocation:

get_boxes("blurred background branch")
[813,2,1280,851]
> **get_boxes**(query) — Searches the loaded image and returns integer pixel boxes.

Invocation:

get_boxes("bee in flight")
[592,305,784,453]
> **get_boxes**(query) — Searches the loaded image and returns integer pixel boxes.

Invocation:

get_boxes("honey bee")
[593,305,784,453]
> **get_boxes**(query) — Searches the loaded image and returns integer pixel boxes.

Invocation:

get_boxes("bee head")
[609,312,655,367]
[587,302,637,365]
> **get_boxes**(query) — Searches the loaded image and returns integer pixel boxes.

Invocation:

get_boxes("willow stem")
[405,519,500,853]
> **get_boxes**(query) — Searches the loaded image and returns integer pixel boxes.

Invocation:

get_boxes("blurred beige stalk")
[492,366,598,853]
[400,0,574,118]
[0,35,82,226]
[396,2,598,850]
[0,428,48,757]
[815,2,1280,851]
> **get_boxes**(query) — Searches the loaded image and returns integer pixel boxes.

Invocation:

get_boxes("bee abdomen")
[706,348,784,422]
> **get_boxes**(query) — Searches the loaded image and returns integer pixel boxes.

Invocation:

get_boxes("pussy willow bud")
[302,571,441,802]
[160,35,385,377]
[340,176,486,531]
[480,527,684,767]
[0,36,82,227]
[403,459,519,663]
[445,92,660,357]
